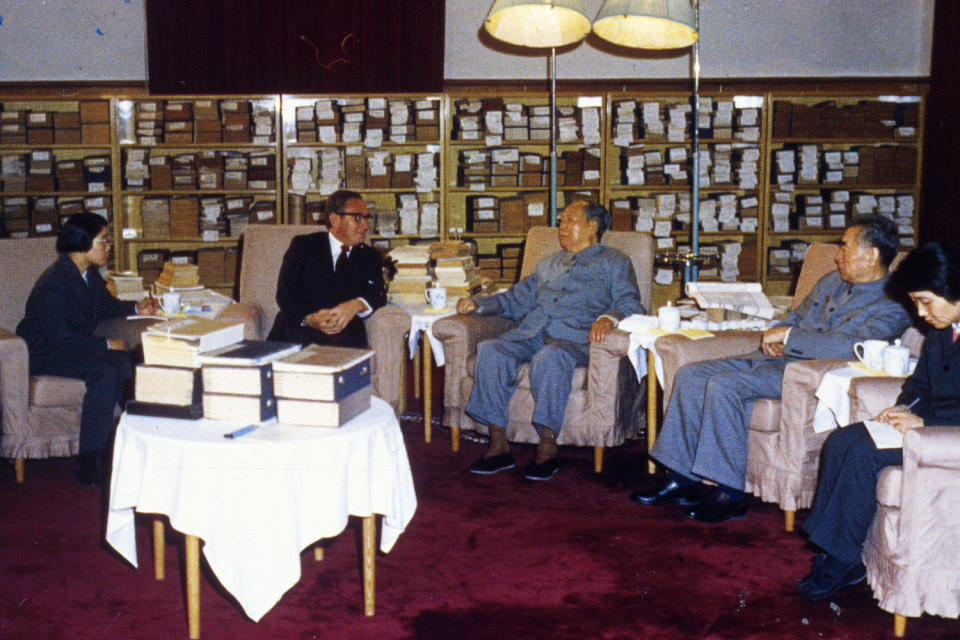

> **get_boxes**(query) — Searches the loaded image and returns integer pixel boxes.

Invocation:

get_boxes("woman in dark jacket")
[798,241,960,599]
[16,213,159,485]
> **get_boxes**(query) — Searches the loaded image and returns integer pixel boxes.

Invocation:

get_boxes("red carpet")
[1,419,957,639]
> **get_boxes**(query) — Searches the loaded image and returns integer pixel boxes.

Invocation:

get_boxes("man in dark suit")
[267,190,386,348]
[798,242,960,600]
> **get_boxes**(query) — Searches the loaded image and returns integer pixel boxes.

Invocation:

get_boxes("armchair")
[654,243,917,531]
[431,227,655,471]
[848,377,960,638]
[217,224,409,412]
[1,237,84,483]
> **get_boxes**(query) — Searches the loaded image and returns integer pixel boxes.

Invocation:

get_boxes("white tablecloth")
[105,397,417,622]
[813,361,915,433]
[396,303,455,366]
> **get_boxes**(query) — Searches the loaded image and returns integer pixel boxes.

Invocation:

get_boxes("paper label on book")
[122,228,138,239]
[202,229,219,242]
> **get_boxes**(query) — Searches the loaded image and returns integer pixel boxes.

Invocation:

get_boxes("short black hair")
[890,241,960,302]
[325,190,364,216]
[57,212,108,253]
[850,215,899,268]
[583,201,611,241]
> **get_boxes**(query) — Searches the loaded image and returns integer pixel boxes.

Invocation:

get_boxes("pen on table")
[224,425,258,439]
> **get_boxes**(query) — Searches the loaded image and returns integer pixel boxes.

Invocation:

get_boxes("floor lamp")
[484,1,592,226]
[592,0,701,281]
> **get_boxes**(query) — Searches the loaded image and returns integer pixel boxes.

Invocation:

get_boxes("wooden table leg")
[423,338,432,444]
[185,534,201,639]
[413,344,421,400]
[647,349,658,474]
[362,516,375,616]
[153,517,165,580]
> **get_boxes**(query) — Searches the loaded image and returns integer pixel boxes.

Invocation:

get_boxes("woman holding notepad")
[798,241,960,600]
[16,213,159,486]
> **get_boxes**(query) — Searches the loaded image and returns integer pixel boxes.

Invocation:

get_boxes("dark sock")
[669,472,699,487]
[718,484,746,502]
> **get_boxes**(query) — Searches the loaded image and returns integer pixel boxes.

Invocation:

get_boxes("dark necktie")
[335,246,351,273]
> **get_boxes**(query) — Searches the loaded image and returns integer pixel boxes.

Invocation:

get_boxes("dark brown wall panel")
[146,0,444,94]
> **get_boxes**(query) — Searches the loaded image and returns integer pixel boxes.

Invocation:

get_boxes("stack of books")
[387,244,432,305]
[140,317,245,369]
[154,261,200,291]
[128,317,245,419]
[272,345,373,427]
[199,340,301,423]
[430,241,481,300]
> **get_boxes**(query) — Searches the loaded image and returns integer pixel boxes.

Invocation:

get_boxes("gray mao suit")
[650,271,911,490]
[465,243,643,435]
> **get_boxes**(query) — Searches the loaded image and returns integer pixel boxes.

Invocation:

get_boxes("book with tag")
[203,392,276,422]
[276,386,371,427]
[272,345,373,402]
[126,399,203,420]
[202,363,274,396]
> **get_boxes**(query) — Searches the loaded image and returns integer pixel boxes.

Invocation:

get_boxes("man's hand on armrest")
[760,326,789,357]
[590,317,615,343]
[457,298,478,315]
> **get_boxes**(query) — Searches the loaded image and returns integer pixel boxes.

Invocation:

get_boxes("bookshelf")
[0,84,927,300]
[280,94,444,252]
[444,91,604,282]
[113,96,282,295]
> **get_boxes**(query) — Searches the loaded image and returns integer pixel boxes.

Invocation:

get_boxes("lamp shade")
[592,0,698,49]
[484,0,591,48]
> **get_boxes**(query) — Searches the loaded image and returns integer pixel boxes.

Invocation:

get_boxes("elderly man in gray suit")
[457,200,644,481]
[633,215,911,522]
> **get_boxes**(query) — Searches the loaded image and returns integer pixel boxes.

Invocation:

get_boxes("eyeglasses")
[93,236,113,247]
[337,213,373,223]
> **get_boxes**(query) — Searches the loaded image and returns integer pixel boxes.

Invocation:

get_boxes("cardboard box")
[80,100,110,123]
[81,123,110,144]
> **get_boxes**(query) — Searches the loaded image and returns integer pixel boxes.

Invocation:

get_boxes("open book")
[684,282,777,320]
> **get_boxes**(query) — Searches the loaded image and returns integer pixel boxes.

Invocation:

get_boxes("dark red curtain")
[921,0,960,244]
[145,0,444,94]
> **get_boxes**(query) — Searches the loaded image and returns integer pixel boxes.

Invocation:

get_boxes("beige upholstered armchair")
[217,224,409,412]
[1,237,85,483]
[431,227,655,472]
[654,243,918,532]
[847,377,960,638]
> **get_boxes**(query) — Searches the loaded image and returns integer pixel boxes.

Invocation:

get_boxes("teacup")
[425,286,447,310]
[161,291,182,315]
[854,339,888,371]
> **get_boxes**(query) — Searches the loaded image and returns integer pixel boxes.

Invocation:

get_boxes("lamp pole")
[550,47,558,226]
[688,0,701,283]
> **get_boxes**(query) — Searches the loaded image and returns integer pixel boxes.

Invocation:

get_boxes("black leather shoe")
[798,556,866,600]
[629,478,706,507]
[523,457,559,481]
[685,486,748,523]
[469,453,515,475]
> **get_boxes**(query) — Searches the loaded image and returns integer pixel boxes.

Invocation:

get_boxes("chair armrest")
[777,358,850,457]
[0,328,30,424]
[848,376,906,423]
[93,316,161,349]
[431,314,516,413]
[655,330,761,401]
[216,302,262,340]
[365,305,412,412]
[584,329,632,420]
[903,427,960,471]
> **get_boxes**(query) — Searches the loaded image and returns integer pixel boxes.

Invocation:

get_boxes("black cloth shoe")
[523,457,559,481]
[74,452,103,487]
[629,477,706,507]
[469,453,515,475]
[685,486,748,523]
[797,552,829,591]
[798,555,866,600]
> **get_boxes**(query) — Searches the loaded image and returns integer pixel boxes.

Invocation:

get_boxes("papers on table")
[684,281,776,320]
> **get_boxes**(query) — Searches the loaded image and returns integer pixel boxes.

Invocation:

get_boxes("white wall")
[446,0,934,81]
[0,0,146,82]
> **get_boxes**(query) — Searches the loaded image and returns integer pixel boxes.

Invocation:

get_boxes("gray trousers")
[650,357,786,490]
[465,333,589,434]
